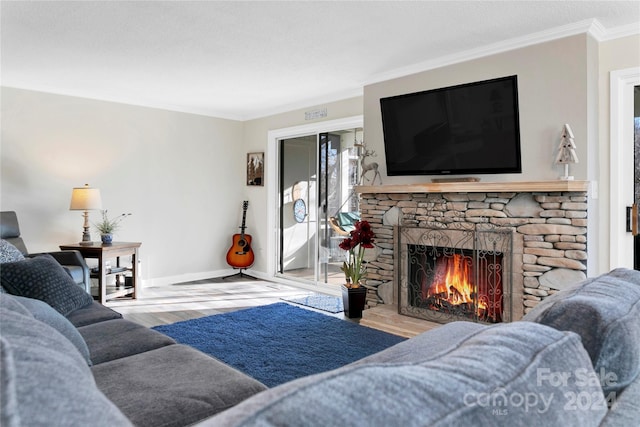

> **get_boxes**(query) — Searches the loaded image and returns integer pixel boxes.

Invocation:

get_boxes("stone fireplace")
[356,181,589,327]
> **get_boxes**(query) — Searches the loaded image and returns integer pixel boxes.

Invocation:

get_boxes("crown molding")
[242,87,364,121]
[365,19,638,86]
[7,18,636,122]
[589,21,640,41]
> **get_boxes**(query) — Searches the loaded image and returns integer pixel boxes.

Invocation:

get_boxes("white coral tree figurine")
[555,124,579,180]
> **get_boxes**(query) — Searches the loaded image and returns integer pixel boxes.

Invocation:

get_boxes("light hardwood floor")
[104,276,330,328]
[104,276,433,337]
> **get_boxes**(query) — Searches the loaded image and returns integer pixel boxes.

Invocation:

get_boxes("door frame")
[266,115,363,290]
[609,67,639,269]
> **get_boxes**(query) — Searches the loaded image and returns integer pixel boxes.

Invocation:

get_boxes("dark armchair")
[0,211,91,294]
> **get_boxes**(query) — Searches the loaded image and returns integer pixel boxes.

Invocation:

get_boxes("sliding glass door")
[278,128,363,287]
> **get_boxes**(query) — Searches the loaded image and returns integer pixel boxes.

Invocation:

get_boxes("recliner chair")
[0,211,91,294]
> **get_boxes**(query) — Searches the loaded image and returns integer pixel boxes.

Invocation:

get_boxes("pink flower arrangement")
[339,220,375,287]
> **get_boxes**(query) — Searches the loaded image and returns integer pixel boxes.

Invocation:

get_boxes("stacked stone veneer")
[359,190,588,320]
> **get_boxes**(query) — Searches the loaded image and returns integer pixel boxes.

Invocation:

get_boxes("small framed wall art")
[247,152,264,186]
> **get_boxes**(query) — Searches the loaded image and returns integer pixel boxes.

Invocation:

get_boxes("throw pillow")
[0,254,93,316]
[0,240,24,264]
[0,308,132,426]
[523,268,640,397]
[1,294,92,365]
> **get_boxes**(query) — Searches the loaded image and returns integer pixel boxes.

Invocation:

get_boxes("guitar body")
[226,233,254,268]
[226,201,255,269]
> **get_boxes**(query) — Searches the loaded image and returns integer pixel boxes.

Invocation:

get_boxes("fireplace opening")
[408,245,504,323]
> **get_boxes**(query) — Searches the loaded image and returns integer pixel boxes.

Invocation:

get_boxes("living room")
[2,2,640,426]
[2,2,639,294]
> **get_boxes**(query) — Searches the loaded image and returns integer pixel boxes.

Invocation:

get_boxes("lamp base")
[80,213,93,245]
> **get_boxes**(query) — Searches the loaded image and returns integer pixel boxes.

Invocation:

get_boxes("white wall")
[0,88,363,284]
[3,32,637,284]
[597,34,640,272]
[1,87,245,285]
[241,97,363,274]
[364,34,592,185]
[361,33,640,275]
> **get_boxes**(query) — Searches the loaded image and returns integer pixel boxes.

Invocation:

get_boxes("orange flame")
[427,254,487,312]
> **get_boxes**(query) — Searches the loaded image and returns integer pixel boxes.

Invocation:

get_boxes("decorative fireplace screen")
[397,227,513,324]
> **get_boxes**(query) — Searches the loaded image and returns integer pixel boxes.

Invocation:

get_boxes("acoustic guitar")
[226,201,255,269]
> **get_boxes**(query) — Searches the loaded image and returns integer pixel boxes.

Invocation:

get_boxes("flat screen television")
[380,75,522,176]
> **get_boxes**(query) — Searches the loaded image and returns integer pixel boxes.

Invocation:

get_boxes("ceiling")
[2,1,639,121]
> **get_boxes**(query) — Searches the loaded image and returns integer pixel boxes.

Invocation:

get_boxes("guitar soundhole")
[238,240,246,248]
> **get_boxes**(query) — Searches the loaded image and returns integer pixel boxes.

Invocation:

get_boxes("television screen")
[380,75,522,176]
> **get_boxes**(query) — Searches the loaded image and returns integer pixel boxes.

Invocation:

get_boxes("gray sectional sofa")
[1,234,639,426]
[200,268,640,427]
[1,295,267,427]
[0,240,267,427]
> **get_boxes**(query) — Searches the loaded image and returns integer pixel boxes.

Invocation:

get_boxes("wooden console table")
[59,242,141,304]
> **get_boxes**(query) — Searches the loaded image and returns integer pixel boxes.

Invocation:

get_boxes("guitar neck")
[239,201,248,236]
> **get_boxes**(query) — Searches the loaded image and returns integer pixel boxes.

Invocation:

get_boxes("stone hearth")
[356,181,589,327]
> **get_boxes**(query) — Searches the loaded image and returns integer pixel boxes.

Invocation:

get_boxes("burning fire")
[426,254,488,313]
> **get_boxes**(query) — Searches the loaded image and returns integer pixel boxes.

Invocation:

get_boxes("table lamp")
[69,184,102,245]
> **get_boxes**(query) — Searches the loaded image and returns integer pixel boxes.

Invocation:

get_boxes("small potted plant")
[94,210,131,245]
[338,220,375,318]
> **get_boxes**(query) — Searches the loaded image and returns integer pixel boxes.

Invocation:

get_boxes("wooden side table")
[59,242,141,304]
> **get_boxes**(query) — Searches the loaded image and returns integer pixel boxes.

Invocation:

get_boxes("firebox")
[409,245,503,323]
[398,227,513,325]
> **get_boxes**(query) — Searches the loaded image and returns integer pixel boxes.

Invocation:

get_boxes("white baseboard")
[138,269,341,298]
[141,268,263,288]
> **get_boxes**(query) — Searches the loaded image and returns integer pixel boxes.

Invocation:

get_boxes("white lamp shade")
[69,184,102,210]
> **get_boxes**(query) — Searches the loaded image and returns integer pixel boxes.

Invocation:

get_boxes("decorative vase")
[101,233,113,245]
[341,284,367,319]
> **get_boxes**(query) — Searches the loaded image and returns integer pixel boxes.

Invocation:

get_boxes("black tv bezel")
[380,75,522,176]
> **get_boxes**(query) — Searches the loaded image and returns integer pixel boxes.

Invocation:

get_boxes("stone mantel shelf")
[356,180,589,194]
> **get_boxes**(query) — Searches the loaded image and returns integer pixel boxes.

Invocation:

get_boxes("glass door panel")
[634,86,639,270]
[279,136,316,282]
[323,130,363,286]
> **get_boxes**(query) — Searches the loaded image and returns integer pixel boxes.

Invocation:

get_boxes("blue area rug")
[281,294,343,313]
[152,302,405,387]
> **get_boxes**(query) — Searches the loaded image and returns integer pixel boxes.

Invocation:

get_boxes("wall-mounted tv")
[380,75,522,176]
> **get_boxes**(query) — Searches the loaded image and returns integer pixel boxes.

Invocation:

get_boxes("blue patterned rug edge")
[281,294,343,313]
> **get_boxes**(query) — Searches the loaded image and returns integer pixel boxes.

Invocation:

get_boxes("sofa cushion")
[78,319,176,364]
[0,254,93,316]
[0,307,132,426]
[201,321,606,427]
[66,301,123,327]
[0,293,32,317]
[92,344,267,427]
[0,239,24,264]
[599,370,640,427]
[523,268,640,396]
[352,320,487,365]
[0,337,19,427]
[0,294,92,365]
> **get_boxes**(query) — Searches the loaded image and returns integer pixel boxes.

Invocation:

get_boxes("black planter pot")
[341,284,366,319]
